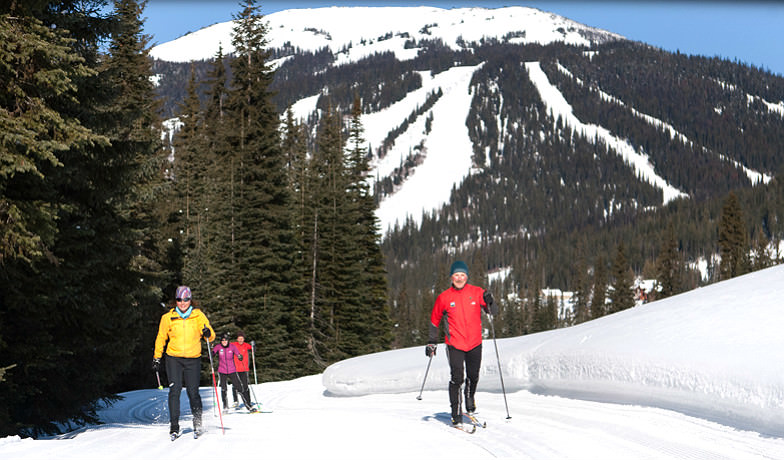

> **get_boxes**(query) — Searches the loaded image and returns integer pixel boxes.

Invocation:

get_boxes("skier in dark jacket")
[426,260,497,426]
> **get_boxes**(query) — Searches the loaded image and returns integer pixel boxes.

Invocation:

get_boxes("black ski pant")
[165,355,202,432]
[446,344,482,418]
[220,372,252,409]
[231,371,252,407]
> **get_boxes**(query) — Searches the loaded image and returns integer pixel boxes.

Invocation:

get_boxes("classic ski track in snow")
[7,374,778,459]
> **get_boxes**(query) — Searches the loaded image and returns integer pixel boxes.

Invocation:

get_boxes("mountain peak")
[149,6,623,63]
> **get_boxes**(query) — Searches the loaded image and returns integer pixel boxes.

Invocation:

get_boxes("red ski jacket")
[233,341,252,372]
[429,284,488,352]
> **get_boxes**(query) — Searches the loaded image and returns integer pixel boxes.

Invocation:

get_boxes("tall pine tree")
[0,9,108,436]
[718,191,749,280]
[345,97,393,354]
[223,0,312,379]
[655,222,681,299]
[608,242,635,313]
[590,255,608,319]
[0,0,167,435]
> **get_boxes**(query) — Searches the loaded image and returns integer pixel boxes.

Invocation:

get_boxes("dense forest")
[3,0,784,438]
[0,0,389,437]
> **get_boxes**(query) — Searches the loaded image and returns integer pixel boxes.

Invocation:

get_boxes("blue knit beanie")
[450,260,469,277]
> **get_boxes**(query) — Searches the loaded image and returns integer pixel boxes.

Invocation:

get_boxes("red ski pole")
[205,336,225,435]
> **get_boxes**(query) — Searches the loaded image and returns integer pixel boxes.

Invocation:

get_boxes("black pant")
[232,371,252,406]
[220,372,252,409]
[165,355,202,432]
[446,344,482,418]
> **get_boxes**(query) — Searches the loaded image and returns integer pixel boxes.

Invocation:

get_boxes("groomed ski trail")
[7,375,782,459]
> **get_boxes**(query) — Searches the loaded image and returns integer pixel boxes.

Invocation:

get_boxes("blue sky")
[139,1,784,77]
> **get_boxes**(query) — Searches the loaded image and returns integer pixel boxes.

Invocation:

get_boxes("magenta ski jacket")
[212,342,241,374]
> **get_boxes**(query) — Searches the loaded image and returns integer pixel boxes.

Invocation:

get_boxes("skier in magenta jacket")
[213,333,255,413]
[426,260,497,426]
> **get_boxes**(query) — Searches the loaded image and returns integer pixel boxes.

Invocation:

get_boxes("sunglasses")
[176,297,191,302]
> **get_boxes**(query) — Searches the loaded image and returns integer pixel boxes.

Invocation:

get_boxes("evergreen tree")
[0,10,107,436]
[309,105,352,362]
[718,191,749,280]
[530,279,546,333]
[97,0,170,391]
[655,222,681,299]
[0,13,95,265]
[571,248,591,324]
[609,242,635,313]
[345,97,393,352]
[590,255,608,319]
[224,0,312,379]
[303,99,393,362]
[174,66,206,287]
[750,225,772,271]
[172,49,230,346]
[0,0,166,435]
[280,108,321,364]
[201,44,238,334]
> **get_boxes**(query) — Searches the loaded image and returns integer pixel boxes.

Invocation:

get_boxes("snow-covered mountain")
[151,6,626,231]
[3,264,783,458]
[150,6,622,63]
[150,6,782,235]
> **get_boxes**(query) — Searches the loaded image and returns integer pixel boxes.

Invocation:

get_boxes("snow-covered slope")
[150,6,622,63]
[3,265,784,459]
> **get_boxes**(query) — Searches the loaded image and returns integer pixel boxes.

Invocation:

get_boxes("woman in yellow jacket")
[153,285,215,439]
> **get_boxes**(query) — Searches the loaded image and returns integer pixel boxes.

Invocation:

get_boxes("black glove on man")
[202,326,211,339]
[482,290,496,315]
[152,358,161,372]
[425,343,437,357]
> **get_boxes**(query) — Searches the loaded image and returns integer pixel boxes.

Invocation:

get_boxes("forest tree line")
[0,0,389,437]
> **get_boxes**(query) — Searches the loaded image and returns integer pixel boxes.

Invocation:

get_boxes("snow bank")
[323,264,784,434]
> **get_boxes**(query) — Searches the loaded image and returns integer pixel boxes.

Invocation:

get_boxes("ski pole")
[248,376,261,409]
[233,370,253,409]
[249,340,259,406]
[205,336,225,434]
[488,314,511,419]
[155,370,164,390]
[250,340,258,385]
[249,340,261,408]
[207,352,217,416]
[416,351,434,400]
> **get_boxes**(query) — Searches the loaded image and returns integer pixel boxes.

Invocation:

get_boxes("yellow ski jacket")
[154,307,215,359]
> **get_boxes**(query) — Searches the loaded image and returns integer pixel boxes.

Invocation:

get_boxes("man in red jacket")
[231,331,253,409]
[426,260,496,426]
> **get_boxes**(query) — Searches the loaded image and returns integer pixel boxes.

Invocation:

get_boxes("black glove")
[482,290,495,315]
[425,344,437,357]
[202,326,211,339]
[152,358,161,372]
